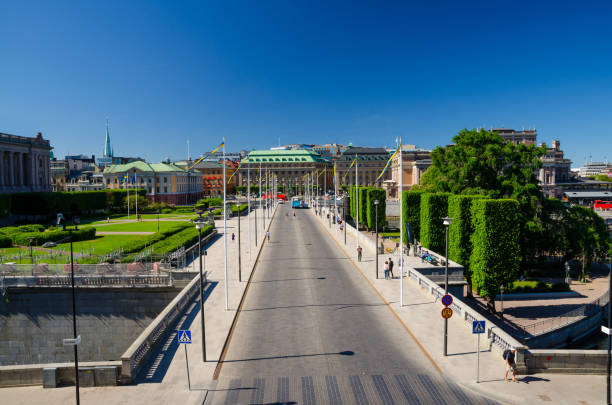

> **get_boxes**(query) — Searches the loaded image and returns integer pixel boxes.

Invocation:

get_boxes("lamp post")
[443,216,452,356]
[343,203,347,245]
[500,284,505,321]
[374,200,380,279]
[69,227,80,405]
[237,200,242,282]
[195,217,207,361]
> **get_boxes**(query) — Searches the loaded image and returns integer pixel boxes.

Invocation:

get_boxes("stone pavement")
[0,203,277,405]
[315,206,607,405]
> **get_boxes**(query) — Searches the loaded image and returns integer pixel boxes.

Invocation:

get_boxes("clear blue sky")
[1,1,611,167]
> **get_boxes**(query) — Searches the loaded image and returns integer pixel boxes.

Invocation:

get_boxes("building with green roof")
[102,161,203,204]
[237,149,332,193]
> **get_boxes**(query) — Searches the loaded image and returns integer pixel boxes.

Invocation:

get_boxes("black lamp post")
[195,217,207,362]
[443,216,452,357]
[374,200,379,279]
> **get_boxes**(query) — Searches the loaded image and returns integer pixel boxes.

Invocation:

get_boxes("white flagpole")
[135,174,138,219]
[334,161,338,230]
[247,161,251,263]
[259,164,262,237]
[127,174,130,220]
[355,155,359,247]
[223,138,228,310]
[399,137,403,307]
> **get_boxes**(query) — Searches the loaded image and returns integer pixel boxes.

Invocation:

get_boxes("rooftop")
[243,149,327,163]
[103,161,186,174]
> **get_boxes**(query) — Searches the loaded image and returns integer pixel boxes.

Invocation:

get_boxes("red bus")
[594,200,612,210]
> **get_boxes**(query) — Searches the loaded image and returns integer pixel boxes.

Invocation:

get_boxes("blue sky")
[1,1,611,167]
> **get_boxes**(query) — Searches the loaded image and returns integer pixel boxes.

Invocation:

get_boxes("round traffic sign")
[441,294,453,307]
[441,307,453,319]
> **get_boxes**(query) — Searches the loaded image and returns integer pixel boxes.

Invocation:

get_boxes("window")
[164,187,168,193]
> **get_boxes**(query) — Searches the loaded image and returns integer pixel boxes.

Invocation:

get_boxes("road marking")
[213,205,277,380]
[316,210,444,375]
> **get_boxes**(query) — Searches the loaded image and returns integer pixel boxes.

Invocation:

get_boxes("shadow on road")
[222,350,355,363]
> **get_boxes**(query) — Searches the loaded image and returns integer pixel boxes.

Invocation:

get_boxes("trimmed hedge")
[0,235,12,248]
[470,199,520,300]
[419,193,450,253]
[349,186,356,218]
[448,195,486,290]
[402,190,426,244]
[13,227,97,246]
[0,194,10,218]
[358,187,368,228]
[0,224,46,236]
[151,224,214,256]
[366,188,386,230]
[120,222,192,255]
[507,280,571,294]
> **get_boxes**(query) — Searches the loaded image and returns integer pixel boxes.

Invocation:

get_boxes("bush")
[0,224,45,236]
[150,224,214,256]
[419,193,450,253]
[0,235,12,248]
[366,188,386,230]
[119,222,192,256]
[470,199,520,302]
[13,227,97,246]
[507,280,571,293]
[0,194,10,218]
[402,190,426,244]
[349,186,356,218]
[358,187,368,228]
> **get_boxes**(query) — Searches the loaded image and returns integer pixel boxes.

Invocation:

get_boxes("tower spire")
[104,119,113,158]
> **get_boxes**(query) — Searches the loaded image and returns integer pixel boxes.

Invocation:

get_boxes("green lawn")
[92,220,190,233]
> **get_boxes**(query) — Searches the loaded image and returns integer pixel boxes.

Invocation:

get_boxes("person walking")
[384,261,389,279]
[266,230,270,241]
[231,232,235,241]
[356,245,363,262]
[503,348,518,383]
[388,258,394,279]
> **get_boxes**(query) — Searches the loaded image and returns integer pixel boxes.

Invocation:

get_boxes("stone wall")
[0,287,180,365]
[525,349,608,374]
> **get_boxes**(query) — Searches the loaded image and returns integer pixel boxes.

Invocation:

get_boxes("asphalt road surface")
[208,204,499,405]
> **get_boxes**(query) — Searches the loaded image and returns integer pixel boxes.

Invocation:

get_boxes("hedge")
[448,194,486,292]
[13,227,97,246]
[366,188,386,230]
[120,222,192,255]
[0,224,45,236]
[349,186,356,218]
[402,190,426,244]
[419,193,450,253]
[150,224,214,256]
[358,187,368,228]
[7,190,145,216]
[0,235,12,248]
[470,199,520,300]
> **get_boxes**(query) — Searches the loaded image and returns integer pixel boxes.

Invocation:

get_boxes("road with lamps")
[207,204,498,404]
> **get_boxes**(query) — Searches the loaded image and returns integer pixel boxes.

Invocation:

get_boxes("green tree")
[235,185,247,194]
[122,194,149,211]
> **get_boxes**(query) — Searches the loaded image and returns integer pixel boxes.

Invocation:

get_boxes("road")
[208,204,500,404]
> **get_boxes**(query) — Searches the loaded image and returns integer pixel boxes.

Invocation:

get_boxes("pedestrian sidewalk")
[315,206,606,405]
[0,204,278,405]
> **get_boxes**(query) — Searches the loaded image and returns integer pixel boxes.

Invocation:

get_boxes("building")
[0,131,52,193]
[65,172,105,192]
[336,147,391,188]
[493,127,537,145]
[312,144,346,162]
[191,161,230,196]
[383,146,432,199]
[103,161,203,204]
[237,149,331,193]
[50,159,68,192]
[538,140,572,199]
[577,161,612,178]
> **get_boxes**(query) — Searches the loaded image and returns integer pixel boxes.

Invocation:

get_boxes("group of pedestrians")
[383,258,394,279]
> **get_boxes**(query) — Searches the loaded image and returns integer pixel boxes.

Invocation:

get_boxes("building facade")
[103,161,203,204]
[577,162,612,178]
[384,147,432,199]
[493,127,537,145]
[0,132,52,193]
[237,149,331,193]
[538,140,572,199]
[312,144,346,162]
[336,147,391,189]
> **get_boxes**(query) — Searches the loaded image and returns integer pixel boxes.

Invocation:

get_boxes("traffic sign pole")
[184,344,191,391]
[477,333,481,383]
[472,321,485,383]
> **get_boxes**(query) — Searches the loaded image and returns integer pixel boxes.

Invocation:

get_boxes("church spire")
[104,119,113,158]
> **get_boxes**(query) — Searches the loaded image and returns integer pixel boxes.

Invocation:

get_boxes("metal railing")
[514,290,609,338]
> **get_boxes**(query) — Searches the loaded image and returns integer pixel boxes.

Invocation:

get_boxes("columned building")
[538,140,572,199]
[384,147,432,199]
[0,132,52,193]
[336,147,390,189]
[237,149,331,193]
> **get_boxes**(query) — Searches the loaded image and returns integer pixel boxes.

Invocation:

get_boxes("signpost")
[472,321,486,383]
[441,294,453,307]
[441,307,453,319]
[178,330,192,390]
[62,335,81,346]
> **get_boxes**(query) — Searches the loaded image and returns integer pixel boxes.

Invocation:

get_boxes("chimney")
[552,140,560,151]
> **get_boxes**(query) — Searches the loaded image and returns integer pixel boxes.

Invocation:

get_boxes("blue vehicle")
[291,197,301,208]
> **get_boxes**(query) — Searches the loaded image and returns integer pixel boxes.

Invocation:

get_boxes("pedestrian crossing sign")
[177,330,192,344]
[472,321,485,334]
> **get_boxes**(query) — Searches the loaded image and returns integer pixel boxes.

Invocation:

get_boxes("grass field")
[92,221,188,233]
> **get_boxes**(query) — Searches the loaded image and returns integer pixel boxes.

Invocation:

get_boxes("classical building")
[50,159,68,192]
[538,140,572,199]
[383,146,432,199]
[577,161,612,178]
[103,161,203,204]
[237,149,331,192]
[493,127,537,145]
[0,131,52,193]
[336,147,390,188]
[312,144,346,162]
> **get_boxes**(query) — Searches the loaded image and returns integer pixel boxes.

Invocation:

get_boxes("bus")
[291,197,301,208]
[594,200,612,210]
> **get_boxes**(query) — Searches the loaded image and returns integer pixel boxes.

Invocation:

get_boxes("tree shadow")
[222,350,354,363]
[252,277,326,283]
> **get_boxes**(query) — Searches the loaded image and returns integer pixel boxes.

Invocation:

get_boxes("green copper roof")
[103,161,186,174]
[243,149,327,164]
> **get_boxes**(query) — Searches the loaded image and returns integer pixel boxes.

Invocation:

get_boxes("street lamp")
[195,216,207,362]
[443,216,452,357]
[374,200,380,279]
[500,284,505,321]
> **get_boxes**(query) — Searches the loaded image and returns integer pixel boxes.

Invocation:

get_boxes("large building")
[493,127,538,145]
[0,131,52,193]
[103,161,203,204]
[237,149,331,192]
[336,147,391,188]
[538,140,572,198]
[383,146,432,199]
[312,143,346,162]
[577,161,612,178]
[190,161,235,196]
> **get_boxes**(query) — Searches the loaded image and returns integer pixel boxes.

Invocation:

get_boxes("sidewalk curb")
[456,380,520,405]
[211,204,278,381]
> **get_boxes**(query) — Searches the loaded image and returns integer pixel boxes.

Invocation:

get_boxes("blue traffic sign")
[441,294,453,307]
[177,330,192,344]
[472,321,485,334]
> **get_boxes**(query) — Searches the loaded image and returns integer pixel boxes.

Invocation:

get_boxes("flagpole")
[247,161,251,263]
[399,138,403,307]
[334,161,338,230]
[259,164,262,238]
[134,174,138,220]
[223,138,228,310]
[355,154,359,247]
[127,174,130,220]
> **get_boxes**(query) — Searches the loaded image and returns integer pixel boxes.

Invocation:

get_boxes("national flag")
[376,143,401,182]
[227,160,243,183]
[187,142,226,170]
[342,157,358,181]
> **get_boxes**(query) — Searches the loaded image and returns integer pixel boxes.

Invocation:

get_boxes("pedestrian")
[384,261,389,279]
[107,217,110,223]
[231,232,235,241]
[388,258,394,279]
[503,348,518,383]
[357,245,362,262]
[266,231,270,241]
